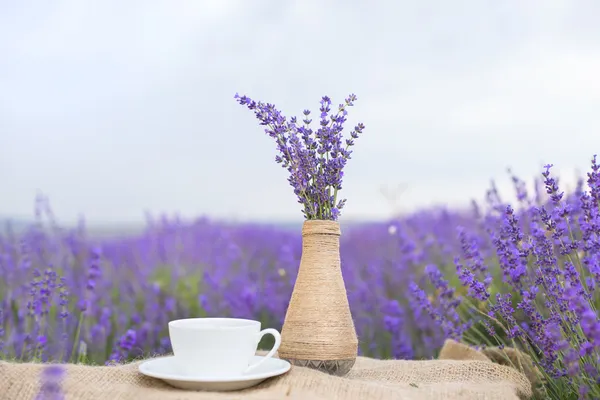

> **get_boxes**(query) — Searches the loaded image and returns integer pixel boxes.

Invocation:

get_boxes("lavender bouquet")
[235,93,365,221]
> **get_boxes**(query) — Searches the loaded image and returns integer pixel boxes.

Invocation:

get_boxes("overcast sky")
[1,0,600,224]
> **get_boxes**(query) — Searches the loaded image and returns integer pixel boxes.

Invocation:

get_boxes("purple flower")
[455,227,491,301]
[587,155,600,204]
[86,247,102,292]
[381,299,414,359]
[35,364,65,400]
[107,329,137,364]
[416,265,468,341]
[235,93,365,220]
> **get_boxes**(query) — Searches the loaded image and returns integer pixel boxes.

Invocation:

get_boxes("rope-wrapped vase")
[279,220,358,376]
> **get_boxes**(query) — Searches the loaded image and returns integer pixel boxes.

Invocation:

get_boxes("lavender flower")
[436,159,600,398]
[381,299,414,359]
[455,227,491,301]
[412,265,468,341]
[107,329,137,364]
[235,93,365,220]
[35,364,65,400]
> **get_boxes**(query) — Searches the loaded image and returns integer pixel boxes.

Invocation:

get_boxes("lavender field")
[1,159,600,399]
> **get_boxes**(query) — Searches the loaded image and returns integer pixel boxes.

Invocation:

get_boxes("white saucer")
[138,355,291,391]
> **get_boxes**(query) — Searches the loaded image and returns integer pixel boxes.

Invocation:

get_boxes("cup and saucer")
[138,318,291,391]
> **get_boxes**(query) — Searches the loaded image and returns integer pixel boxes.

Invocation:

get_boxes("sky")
[1,0,600,225]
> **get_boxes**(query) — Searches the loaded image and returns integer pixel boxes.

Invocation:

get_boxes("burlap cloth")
[0,340,534,400]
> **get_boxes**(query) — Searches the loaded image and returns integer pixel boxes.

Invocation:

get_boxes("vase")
[278,220,358,376]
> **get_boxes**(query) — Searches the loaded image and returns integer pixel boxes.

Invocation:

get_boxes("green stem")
[563,218,592,300]
[34,317,45,362]
[70,312,85,363]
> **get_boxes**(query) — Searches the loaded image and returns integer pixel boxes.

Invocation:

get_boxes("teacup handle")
[244,328,282,374]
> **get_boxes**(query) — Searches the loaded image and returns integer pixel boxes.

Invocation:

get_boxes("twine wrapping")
[278,220,358,362]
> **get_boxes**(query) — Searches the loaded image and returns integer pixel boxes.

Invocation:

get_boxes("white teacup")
[168,318,282,377]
